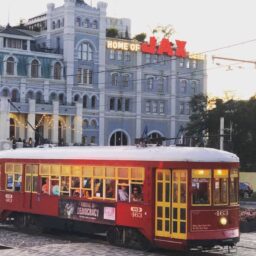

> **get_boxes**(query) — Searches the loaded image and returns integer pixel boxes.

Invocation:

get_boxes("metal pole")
[220,117,224,150]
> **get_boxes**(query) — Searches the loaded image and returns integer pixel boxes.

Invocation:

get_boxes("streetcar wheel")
[106,227,122,246]
[13,214,30,229]
[126,229,152,251]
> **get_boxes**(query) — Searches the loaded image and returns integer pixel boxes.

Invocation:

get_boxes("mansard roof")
[0,24,33,37]
[76,0,88,5]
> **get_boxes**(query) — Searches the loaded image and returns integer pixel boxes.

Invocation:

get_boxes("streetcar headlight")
[219,217,228,226]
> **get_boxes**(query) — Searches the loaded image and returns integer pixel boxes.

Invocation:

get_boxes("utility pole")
[212,56,256,66]
[220,117,224,150]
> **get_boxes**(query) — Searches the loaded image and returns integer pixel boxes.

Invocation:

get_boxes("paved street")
[0,224,255,256]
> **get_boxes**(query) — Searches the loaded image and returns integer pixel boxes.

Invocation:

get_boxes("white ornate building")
[0,0,206,146]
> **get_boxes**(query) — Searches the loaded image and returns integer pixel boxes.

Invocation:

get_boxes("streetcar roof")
[0,146,239,163]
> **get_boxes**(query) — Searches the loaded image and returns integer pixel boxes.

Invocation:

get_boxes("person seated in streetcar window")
[131,185,143,202]
[82,190,91,199]
[83,178,91,188]
[71,177,80,188]
[51,180,60,196]
[94,179,103,197]
[41,178,49,194]
[106,179,115,198]
[118,185,129,201]
[73,188,80,197]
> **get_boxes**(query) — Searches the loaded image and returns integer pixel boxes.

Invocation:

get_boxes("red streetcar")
[0,146,240,251]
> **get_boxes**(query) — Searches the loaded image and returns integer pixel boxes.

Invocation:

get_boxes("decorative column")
[46,3,55,48]
[74,102,82,144]
[20,78,27,103]
[64,0,75,104]
[52,101,59,144]
[0,97,10,140]
[43,80,49,103]
[65,115,72,145]
[98,2,107,145]
[27,99,36,140]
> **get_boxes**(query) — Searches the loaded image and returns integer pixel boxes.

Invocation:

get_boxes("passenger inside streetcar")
[131,185,143,202]
[118,185,129,201]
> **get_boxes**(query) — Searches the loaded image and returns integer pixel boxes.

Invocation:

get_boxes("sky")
[1,0,256,100]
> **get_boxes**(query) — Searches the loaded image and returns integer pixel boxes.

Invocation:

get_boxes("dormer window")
[4,38,27,50]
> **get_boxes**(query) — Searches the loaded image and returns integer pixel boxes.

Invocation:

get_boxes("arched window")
[148,132,163,145]
[54,62,62,80]
[49,92,57,103]
[35,91,43,104]
[91,96,96,109]
[2,88,10,97]
[11,90,19,102]
[6,57,15,75]
[180,80,187,93]
[74,94,80,102]
[78,42,93,61]
[92,20,97,29]
[31,59,39,78]
[91,119,97,128]
[110,131,128,146]
[83,95,88,108]
[26,91,34,102]
[59,94,65,105]
[83,119,89,128]
[76,17,81,27]
[191,81,198,95]
[52,21,56,29]
[84,19,90,28]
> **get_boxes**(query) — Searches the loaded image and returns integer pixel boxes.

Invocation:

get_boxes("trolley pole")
[220,117,224,150]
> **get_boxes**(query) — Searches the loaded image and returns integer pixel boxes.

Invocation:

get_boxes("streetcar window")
[5,163,23,192]
[41,177,49,194]
[60,176,70,196]
[105,179,116,199]
[230,169,239,204]
[82,166,93,199]
[131,184,143,202]
[25,165,39,193]
[192,169,211,205]
[118,183,129,201]
[94,178,103,197]
[213,169,228,205]
[7,174,14,190]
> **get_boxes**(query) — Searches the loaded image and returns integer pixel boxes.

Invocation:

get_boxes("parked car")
[239,182,254,198]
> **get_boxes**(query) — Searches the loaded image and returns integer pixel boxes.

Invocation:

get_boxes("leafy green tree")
[185,94,209,146]
[133,33,146,42]
[106,28,118,38]
[186,94,256,171]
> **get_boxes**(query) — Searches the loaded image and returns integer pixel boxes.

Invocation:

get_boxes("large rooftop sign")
[106,36,187,57]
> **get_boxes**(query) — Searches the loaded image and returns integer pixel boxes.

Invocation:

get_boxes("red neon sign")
[141,36,187,58]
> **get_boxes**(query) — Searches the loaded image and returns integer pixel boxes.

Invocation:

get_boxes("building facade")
[0,0,206,146]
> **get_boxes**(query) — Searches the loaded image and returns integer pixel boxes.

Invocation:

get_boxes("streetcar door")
[24,164,39,209]
[171,169,187,239]
[155,169,171,237]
